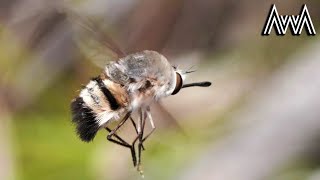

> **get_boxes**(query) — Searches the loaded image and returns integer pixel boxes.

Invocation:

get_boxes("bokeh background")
[1,0,320,180]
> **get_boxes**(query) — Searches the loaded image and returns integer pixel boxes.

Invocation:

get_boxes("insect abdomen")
[71,97,99,142]
[71,75,128,142]
[92,77,120,110]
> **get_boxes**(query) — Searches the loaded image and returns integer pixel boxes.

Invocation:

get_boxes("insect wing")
[152,102,187,136]
[67,10,126,68]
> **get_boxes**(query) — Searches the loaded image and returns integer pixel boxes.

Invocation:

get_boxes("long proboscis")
[181,81,212,88]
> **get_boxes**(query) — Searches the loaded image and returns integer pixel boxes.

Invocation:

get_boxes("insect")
[69,11,211,176]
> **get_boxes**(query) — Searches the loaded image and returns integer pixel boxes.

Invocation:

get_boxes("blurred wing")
[152,102,187,136]
[66,9,126,68]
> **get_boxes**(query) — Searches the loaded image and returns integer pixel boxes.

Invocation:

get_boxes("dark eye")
[172,65,177,70]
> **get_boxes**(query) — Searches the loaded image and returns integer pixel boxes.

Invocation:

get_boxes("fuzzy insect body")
[71,50,178,142]
[68,10,211,175]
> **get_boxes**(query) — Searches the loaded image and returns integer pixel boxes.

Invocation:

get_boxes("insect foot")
[137,164,144,178]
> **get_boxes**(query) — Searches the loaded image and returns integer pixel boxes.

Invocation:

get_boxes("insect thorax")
[105,50,177,101]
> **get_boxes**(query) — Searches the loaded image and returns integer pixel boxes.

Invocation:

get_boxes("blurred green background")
[1,0,320,180]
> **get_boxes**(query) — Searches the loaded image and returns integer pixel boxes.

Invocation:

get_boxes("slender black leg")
[106,112,138,167]
[105,127,137,167]
[130,117,145,150]
[142,128,155,142]
[105,127,130,146]
[107,112,131,138]
[106,112,131,146]
[130,117,139,134]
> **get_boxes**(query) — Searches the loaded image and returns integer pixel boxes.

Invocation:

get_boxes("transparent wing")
[152,102,187,136]
[66,8,126,68]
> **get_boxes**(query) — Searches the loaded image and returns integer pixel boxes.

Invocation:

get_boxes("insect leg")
[106,112,131,144]
[130,117,139,134]
[130,117,145,150]
[106,112,137,167]
[137,109,146,174]
[105,127,130,146]
[142,107,156,143]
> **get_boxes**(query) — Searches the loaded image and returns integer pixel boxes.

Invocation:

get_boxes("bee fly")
[69,11,211,176]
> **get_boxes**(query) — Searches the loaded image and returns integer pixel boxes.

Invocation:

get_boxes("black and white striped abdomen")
[71,76,128,142]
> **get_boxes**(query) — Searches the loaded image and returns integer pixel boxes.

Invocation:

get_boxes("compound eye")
[171,72,183,95]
